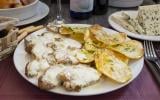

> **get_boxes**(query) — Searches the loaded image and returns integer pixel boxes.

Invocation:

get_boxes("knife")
[145,59,160,85]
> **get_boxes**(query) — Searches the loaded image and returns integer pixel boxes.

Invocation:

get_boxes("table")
[0,0,160,100]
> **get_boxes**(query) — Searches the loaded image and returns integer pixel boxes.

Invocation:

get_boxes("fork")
[144,41,160,71]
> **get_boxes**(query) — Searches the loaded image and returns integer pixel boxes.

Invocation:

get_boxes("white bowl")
[0,0,39,21]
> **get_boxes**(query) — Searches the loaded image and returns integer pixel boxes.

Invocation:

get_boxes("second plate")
[16,1,49,26]
[108,10,160,41]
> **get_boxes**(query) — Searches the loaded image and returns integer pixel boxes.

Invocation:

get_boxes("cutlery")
[144,41,160,71]
[144,41,160,85]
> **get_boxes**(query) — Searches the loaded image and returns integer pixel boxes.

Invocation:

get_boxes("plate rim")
[16,1,49,26]
[108,10,160,41]
[13,24,144,96]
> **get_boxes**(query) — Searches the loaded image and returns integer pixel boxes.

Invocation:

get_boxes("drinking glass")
[53,0,65,27]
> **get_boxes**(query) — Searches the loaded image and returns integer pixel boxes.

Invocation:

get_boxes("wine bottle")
[153,0,160,3]
[70,0,93,19]
[93,0,108,15]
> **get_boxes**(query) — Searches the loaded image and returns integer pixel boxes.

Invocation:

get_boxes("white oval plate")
[16,1,49,26]
[108,10,160,41]
[13,24,144,96]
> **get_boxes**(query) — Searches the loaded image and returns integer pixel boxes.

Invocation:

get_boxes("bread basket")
[0,28,19,61]
[0,17,19,61]
[0,16,45,61]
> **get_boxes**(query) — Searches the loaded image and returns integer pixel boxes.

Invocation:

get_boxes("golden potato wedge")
[59,26,73,35]
[70,32,84,43]
[108,40,144,59]
[59,26,88,35]
[76,49,94,63]
[112,51,129,64]
[89,24,127,45]
[84,29,106,49]
[89,24,109,42]
[71,27,88,43]
[84,38,97,52]
[83,30,97,51]
[94,49,105,69]
[84,29,91,41]
[59,26,88,43]
[105,33,127,45]
[95,33,127,46]
[95,49,132,83]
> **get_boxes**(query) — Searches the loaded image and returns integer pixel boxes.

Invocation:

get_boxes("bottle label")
[70,0,93,12]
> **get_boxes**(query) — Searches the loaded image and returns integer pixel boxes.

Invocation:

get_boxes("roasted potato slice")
[105,33,127,45]
[76,49,94,63]
[84,30,97,51]
[84,29,106,51]
[95,49,132,83]
[89,24,108,42]
[59,26,88,35]
[90,24,127,45]
[59,26,73,35]
[112,51,129,64]
[108,40,144,59]
[70,32,84,43]
[59,26,88,43]
[84,39,97,52]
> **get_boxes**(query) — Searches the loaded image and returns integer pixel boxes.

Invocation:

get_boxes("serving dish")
[108,11,160,41]
[16,1,49,26]
[0,0,39,20]
[13,24,144,96]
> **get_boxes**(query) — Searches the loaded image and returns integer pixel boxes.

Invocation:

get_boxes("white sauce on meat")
[26,59,50,77]
[62,38,82,49]
[39,59,50,70]
[59,64,101,86]
[53,37,82,64]
[42,65,65,86]
[27,60,40,76]
[31,43,53,59]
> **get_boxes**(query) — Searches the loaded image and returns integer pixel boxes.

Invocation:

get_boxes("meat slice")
[38,65,65,90]
[57,64,101,91]
[25,59,50,78]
